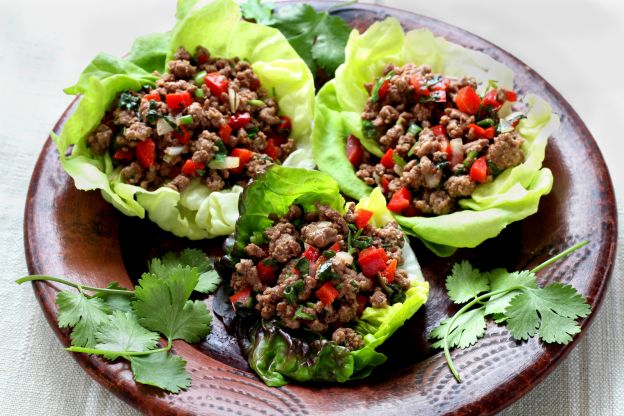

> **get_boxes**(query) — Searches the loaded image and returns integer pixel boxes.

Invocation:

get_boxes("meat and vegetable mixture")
[87,46,294,192]
[229,203,411,351]
[351,63,527,215]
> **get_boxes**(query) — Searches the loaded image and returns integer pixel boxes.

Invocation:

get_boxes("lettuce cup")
[219,166,429,386]
[53,0,314,239]
[312,18,559,256]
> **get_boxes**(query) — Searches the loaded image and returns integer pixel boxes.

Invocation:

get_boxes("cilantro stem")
[16,275,134,296]
[443,286,527,382]
[66,339,173,357]
[530,240,589,274]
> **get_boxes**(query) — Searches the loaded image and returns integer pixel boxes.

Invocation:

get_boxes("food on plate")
[53,0,314,239]
[218,166,429,386]
[90,46,296,192]
[312,18,559,256]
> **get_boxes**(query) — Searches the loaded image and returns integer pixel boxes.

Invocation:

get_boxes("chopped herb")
[463,151,478,168]
[284,280,304,304]
[323,250,336,258]
[119,91,140,111]
[294,305,316,320]
[261,258,280,267]
[435,161,449,170]
[195,88,205,98]
[247,99,265,106]
[371,71,394,103]
[194,70,207,87]
[214,140,227,162]
[247,125,259,139]
[178,115,194,126]
[392,153,407,168]
[362,119,378,141]
[352,236,372,250]
[317,261,339,282]
[477,118,494,128]
[487,160,501,177]
[295,258,310,276]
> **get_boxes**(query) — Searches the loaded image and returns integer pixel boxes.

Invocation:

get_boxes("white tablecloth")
[1,0,622,414]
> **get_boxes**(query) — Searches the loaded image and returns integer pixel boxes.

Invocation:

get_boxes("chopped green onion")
[463,151,478,168]
[487,160,501,177]
[407,123,422,136]
[295,258,310,276]
[247,99,265,107]
[477,118,494,128]
[284,280,304,304]
[371,71,395,103]
[178,115,194,125]
[194,70,207,87]
[392,153,407,168]
[294,306,316,320]
[362,119,378,140]
[323,250,336,259]
[194,88,205,98]
[317,261,339,282]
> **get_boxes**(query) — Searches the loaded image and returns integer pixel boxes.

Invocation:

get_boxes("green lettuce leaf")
[313,18,558,255]
[232,166,428,385]
[54,0,315,240]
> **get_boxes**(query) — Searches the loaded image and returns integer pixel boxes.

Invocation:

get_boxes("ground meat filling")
[354,63,527,216]
[86,46,295,192]
[230,203,412,351]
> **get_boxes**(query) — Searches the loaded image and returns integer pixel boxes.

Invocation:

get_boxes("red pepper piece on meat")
[144,92,161,102]
[303,246,320,262]
[136,139,155,168]
[257,260,278,285]
[316,282,339,305]
[380,148,394,168]
[470,156,488,183]
[276,116,292,136]
[173,126,191,144]
[358,247,388,278]
[380,258,397,283]
[219,124,232,143]
[230,287,252,311]
[432,125,447,136]
[228,112,251,130]
[482,89,501,110]
[204,72,228,97]
[354,209,374,229]
[181,159,205,176]
[166,92,192,110]
[230,148,253,174]
[387,187,411,213]
[113,148,133,162]
[454,86,481,115]
[264,138,280,160]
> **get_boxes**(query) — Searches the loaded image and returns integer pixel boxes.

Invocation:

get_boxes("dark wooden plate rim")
[23,2,618,415]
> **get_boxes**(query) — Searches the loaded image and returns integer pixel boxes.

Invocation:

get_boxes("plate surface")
[24,3,617,415]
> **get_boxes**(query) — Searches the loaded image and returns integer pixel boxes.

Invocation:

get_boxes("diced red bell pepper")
[380,258,397,283]
[228,112,251,130]
[346,135,364,167]
[354,209,373,230]
[264,138,280,160]
[387,187,411,213]
[113,148,133,161]
[303,246,320,262]
[378,79,390,100]
[467,124,495,140]
[402,205,418,217]
[136,139,155,168]
[173,126,191,144]
[380,176,390,193]
[230,148,253,174]
[197,52,209,65]
[257,260,277,284]
[358,247,388,278]
[504,90,517,102]
[329,242,341,252]
[144,92,161,102]
[356,294,368,315]
[277,116,292,136]
[204,72,229,97]
[410,75,430,96]
[230,287,252,310]
[219,124,232,143]
[181,159,205,176]
[316,282,339,305]
[380,148,394,168]
[432,125,447,137]
[470,156,488,183]
[482,89,501,110]
[454,86,481,115]
[166,92,192,110]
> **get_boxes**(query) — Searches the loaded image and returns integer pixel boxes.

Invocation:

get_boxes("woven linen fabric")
[0,0,622,415]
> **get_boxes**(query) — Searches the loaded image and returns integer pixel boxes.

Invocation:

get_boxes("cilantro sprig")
[16,248,220,393]
[430,241,591,382]
[241,0,353,80]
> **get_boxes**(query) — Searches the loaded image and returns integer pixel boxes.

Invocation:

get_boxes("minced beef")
[353,62,527,216]
[85,46,295,193]
[229,203,413,351]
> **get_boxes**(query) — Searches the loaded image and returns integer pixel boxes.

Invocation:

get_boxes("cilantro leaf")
[56,291,110,348]
[271,4,351,76]
[430,308,486,349]
[483,269,537,317]
[133,267,212,343]
[240,0,275,25]
[94,311,160,360]
[149,249,220,294]
[445,261,489,304]
[505,283,590,343]
[95,282,134,313]
[130,352,191,393]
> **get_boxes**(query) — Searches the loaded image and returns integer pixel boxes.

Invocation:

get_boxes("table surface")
[0,0,622,415]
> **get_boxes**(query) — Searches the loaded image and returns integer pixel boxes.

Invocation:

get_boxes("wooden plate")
[24,2,617,415]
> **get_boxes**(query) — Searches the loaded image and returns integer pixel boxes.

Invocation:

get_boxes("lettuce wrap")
[312,18,559,256]
[53,0,315,240]
[224,166,429,386]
